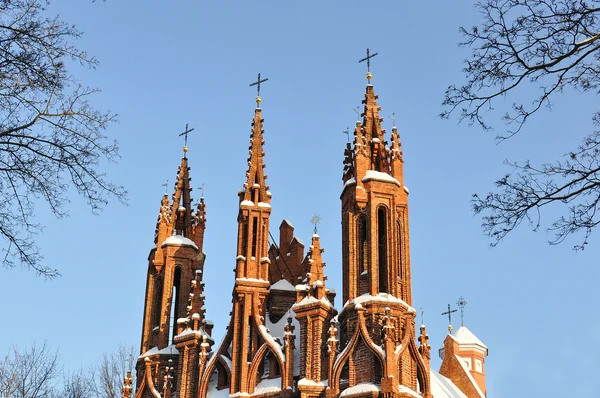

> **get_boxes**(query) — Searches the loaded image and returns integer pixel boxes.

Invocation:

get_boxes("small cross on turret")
[179,123,194,155]
[249,72,269,107]
[441,303,457,333]
[358,48,378,83]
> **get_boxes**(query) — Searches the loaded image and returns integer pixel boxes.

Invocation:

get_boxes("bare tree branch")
[0,0,125,277]
[443,0,600,249]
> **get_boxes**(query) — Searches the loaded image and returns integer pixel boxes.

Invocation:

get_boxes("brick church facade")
[123,70,489,398]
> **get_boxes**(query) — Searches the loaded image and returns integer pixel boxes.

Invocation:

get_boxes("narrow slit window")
[251,217,258,258]
[358,216,368,274]
[378,207,388,293]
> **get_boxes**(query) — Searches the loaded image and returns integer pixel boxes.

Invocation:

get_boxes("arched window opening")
[216,361,230,390]
[397,221,403,280]
[241,222,248,257]
[153,277,163,329]
[378,207,388,293]
[251,217,258,258]
[247,316,253,362]
[358,215,368,274]
[169,267,182,344]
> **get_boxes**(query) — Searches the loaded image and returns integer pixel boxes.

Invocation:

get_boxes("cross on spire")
[342,127,350,142]
[359,48,378,83]
[441,304,457,333]
[311,214,321,234]
[199,183,205,198]
[420,306,425,326]
[162,180,169,194]
[250,73,269,107]
[389,112,396,127]
[179,124,194,155]
[457,296,467,326]
[354,106,361,122]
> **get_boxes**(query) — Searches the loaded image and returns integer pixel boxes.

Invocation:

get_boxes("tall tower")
[136,142,212,397]
[198,79,294,398]
[328,52,432,398]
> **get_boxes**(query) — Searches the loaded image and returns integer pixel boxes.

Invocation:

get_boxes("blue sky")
[1,1,598,397]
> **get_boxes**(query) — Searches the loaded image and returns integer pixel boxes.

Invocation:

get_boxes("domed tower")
[327,50,432,398]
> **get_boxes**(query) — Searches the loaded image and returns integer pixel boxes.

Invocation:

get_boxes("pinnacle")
[241,107,270,204]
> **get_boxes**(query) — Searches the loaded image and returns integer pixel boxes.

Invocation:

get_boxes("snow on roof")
[265,308,301,376]
[206,384,229,398]
[240,200,254,207]
[252,377,281,396]
[340,382,380,397]
[282,219,294,228]
[453,326,487,349]
[161,235,198,250]
[270,279,295,291]
[430,370,469,398]
[397,385,421,398]
[362,170,401,186]
[292,236,304,246]
[455,354,486,398]
[138,344,179,359]
[347,292,415,313]
[258,202,271,208]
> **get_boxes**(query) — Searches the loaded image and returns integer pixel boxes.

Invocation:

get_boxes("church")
[123,58,489,398]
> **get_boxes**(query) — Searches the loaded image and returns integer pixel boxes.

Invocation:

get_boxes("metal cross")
[420,306,425,326]
[162,180,169,194]
[354,106,361,121]
[199,183,205,198]
[179,124,194,147]
[358,48,378,72]
[250,73,269,98]
[457,296,467,326]
[441,304,457,333]
[342,127,350,142]
[311,214,321,234]
[389,112,396,127]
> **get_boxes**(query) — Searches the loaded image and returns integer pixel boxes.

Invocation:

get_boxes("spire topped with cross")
[179,124,194,156]
[358,48,378,83]
[249,72,269,108]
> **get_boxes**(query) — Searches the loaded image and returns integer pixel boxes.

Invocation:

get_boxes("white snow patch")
[340,382,380,397]
[240,200,254,207]
[258,202,271,208]
[362,170,400,186]
[252,377,281,396]
[430,370,469,398]
[161,235,198,250]
[270,279,295,291]
[453,326,487,349]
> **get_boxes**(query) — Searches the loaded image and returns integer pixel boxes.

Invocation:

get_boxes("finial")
[389,112,396,127]
[457,296,467,326]
[311,214,321,234]
[162,180,169,194]
[250,72,269,108]
[358,48,378,83]
[354,106,361,124]
[441,303,457,333]
[343,127,350,142]
[420,306,424,326]
[199,183,205,198]
[179,123,194,155]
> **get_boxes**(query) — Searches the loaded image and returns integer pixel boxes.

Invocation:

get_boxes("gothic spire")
[241,78,270,205]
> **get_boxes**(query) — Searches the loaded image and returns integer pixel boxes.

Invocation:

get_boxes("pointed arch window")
[169,267,182,343]
[358,215,368,274]
[378,207,388,293]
